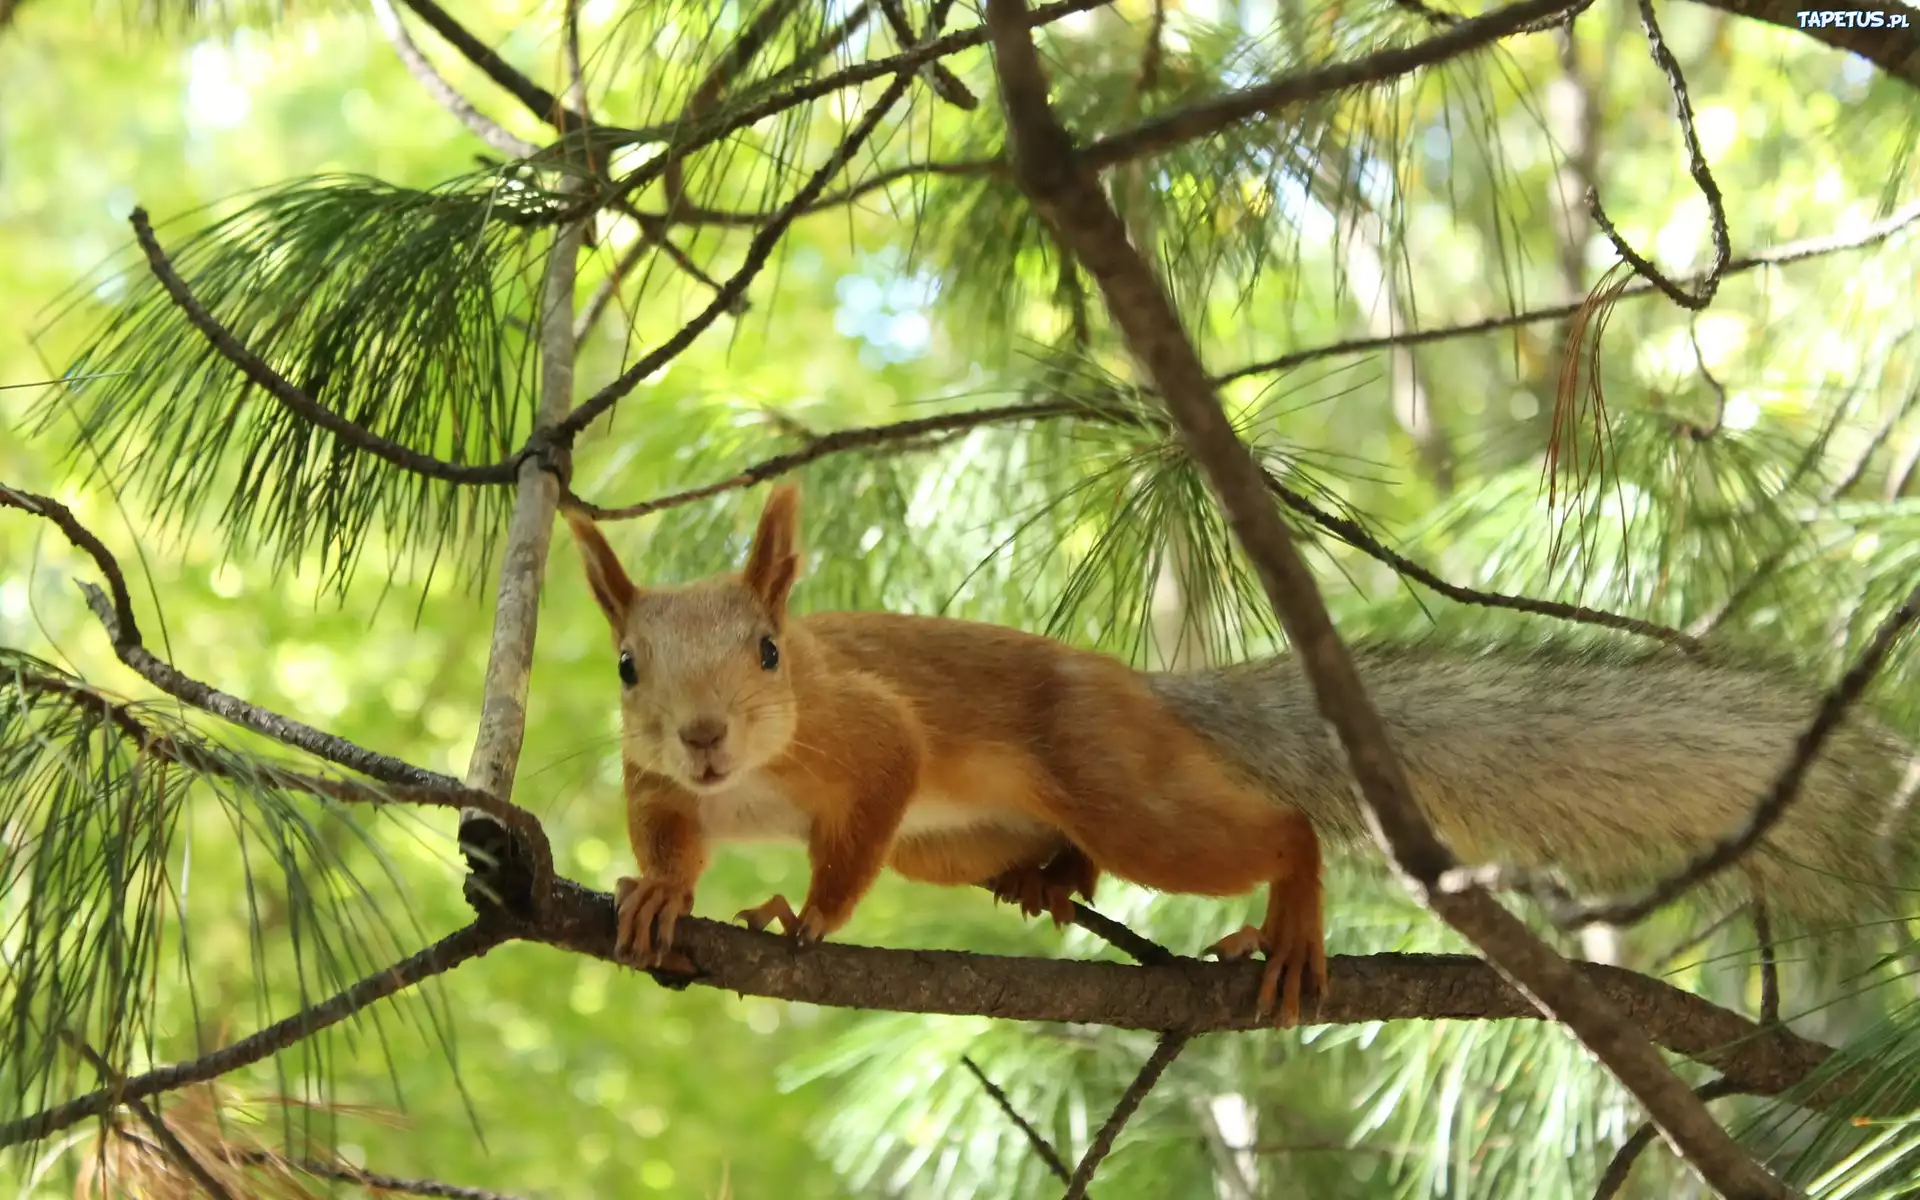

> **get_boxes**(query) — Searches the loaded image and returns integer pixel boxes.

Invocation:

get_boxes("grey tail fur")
[1143,641,1919,918]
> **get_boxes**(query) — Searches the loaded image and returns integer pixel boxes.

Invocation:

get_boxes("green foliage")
[41,173,569,592]
[0,649,440,1144]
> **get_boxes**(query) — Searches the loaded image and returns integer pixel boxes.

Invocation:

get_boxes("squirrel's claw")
[737,894,831,943]
[987,849,1100,929]
[1205,921,1327,1030]
[615,875,694,968]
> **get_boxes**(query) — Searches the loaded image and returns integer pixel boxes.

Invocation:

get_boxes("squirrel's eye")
[759,635,779,671]
[618,650,637,687]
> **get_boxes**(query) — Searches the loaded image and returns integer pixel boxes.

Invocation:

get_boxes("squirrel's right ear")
[562,509,637,629]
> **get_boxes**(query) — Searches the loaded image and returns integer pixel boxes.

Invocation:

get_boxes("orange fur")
[562,486,1326,1025]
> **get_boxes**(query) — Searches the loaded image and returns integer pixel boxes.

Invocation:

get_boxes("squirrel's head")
[563,485,803,794]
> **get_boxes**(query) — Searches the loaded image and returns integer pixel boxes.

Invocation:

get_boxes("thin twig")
[567,396,1698,651]
[663,0,809,212]
[113,1135,530,1200]
[66,1038,238,1200]
[369,0,538,158]
[958,1056,1073,1183]
[394,0,594,132]
[984,1,1784,1192]
[1078,0,1588,172]
[0,923,506,1150]
[7,668,510,818]
[568,400,1081,518]
[1217,196,1920,385]
[1752,898,1780,1026]
[1591,1079,1749,1200]
[878,0,978,107]
[557,68,928,440]
[127,209,516,485]
[1063,1033,1190,1199]
[1259,472,1702,652]
[1587,0,1731,310]
[0,485,547,860]
[1550,582,1920,929]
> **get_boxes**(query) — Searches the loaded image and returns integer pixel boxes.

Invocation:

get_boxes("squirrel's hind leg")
[1203,813,1327,1028]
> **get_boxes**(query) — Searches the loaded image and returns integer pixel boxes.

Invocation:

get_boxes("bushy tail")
[1144,643,1918,918]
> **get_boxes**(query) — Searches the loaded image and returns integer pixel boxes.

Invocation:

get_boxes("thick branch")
[455,210,587,914]
[0,923,506,1150]
[982,1,1784,1193]
[2,878,1867,1152]
[524,880,1850,1106]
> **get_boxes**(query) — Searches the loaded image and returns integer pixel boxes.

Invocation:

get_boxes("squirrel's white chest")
[697,776,812,842]
[694,778,1021,843]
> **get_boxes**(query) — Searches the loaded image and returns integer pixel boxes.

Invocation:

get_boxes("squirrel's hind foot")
[987,847,1100,927]
[1205,890,1328,1030]
[737,893,830,943]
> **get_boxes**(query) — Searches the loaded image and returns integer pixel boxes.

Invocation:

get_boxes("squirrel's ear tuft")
[743,484,802,617]
[562,508,637,631]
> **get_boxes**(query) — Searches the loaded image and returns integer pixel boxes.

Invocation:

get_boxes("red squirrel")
[563,484,1326,1025]
[565,483,1919,1030]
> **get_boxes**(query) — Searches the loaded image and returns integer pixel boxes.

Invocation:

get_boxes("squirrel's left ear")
[743,484,802,617]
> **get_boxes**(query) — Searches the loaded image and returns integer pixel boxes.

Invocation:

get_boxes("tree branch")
[112,1136,532,1200]
[1585,0,1730,309]
[524,879,1854,1105]
[2,878,1870,1152]
[565,400,1083,519]
[554,69,921,440]
[1217,195,1920,385]
[958,1056,1073,1184]
[369,0,539,159]
[1592,1079,1751,1200]
[1064,1032,1189,1199]
[455,202,587,917]
[0,923,506,1150]
[1077,0,1588,173]
[127,208,518,486]
[6,667,519,820]
[1684,0,1920,91]
[0,485,546,849]
[981,1,1785,1193]
[564,400,1701,653]
[392,0,594,133]
[67,1038,238,1200]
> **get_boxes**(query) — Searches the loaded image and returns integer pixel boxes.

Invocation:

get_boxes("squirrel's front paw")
[736,894,831,943]
[614,875,694,968]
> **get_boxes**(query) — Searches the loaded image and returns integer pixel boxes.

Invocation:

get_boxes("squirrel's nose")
[678,717,727,751]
